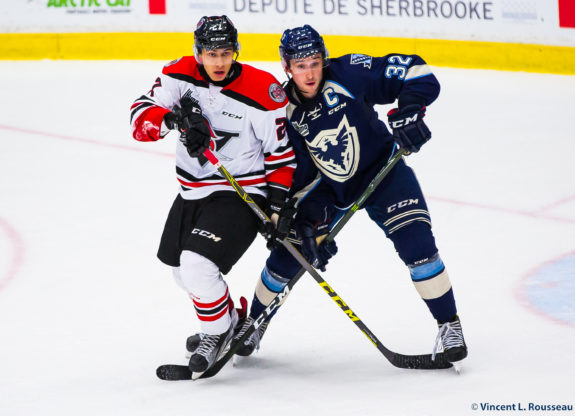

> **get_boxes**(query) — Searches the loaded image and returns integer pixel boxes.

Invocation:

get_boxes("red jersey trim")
[223,64,287,111]
[178,176,267,189]
[266,166,295,189]
[265,150,295,162]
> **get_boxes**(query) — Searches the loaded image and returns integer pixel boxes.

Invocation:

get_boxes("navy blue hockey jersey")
[285,53,440,208]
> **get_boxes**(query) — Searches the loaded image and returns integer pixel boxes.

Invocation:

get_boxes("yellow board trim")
[1,32,574,75]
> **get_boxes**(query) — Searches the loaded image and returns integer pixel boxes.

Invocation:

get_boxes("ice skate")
[232,316,270,357]
[188,325,235,378]
[185,297,246,359]
[432,315,467,371]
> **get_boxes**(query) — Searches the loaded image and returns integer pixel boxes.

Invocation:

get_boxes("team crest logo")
[307,115,360,182]
[269,83,286,103]
[350,54,372,69]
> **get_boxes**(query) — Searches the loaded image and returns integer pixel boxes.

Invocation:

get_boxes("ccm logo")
[390,114,418,128]
[222,111,242,119]
[191,228,222,242]
[387,198,419,213]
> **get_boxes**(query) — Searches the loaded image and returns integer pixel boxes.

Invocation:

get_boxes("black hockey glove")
[164,97,212,158]
[387,104,431,153]
[264,198,298,250]
[297,222,338,272]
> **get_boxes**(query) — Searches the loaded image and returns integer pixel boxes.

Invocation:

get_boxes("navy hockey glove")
[164,97,212,158]
[297,223,338,272]
[387,104,431,153]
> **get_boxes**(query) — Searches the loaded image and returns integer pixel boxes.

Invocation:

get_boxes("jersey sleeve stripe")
[264,160,297,172]
[176,166,266,183]
[178,176,267,189]
[265,149,295,163]
[130,102,155,124]
[268,182,290,192]
[264,144,292,157]
[405,64,433,81]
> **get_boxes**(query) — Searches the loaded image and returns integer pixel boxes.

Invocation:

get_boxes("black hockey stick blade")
[392,352,452,370]
[156,364,192,381]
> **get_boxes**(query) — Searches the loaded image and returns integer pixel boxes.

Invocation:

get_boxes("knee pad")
[178,250,225,298]
[388,220,438,265]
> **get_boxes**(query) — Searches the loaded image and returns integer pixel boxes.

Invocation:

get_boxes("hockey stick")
[156,148,451,381]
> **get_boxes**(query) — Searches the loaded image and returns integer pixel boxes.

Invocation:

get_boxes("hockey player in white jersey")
[130,15,296,375]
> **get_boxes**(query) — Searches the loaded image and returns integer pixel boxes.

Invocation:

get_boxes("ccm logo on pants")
[387,198,419,213]
[191,228,222,243]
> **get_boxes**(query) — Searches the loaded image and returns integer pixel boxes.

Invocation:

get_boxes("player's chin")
[305,83,320,96]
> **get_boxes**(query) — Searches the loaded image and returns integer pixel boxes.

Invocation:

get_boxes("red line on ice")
[0,218,25,294]
[531,194,575,215]
[428,195,575,224]
[0,124,172,158]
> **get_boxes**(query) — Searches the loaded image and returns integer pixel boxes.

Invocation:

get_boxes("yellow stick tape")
[1,32,574,75]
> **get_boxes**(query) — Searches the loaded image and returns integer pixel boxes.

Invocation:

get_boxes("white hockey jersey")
[130,56,296,201]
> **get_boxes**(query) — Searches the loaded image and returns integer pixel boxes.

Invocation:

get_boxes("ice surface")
[0,60,574,416]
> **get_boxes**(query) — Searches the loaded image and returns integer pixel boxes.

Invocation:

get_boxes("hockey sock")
[408,253,457,323]
[249,265,291,320]
[179,250,232,335]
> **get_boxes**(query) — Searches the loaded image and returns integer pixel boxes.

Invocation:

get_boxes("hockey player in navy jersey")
[130,16,296,375]
[234,25,467,364]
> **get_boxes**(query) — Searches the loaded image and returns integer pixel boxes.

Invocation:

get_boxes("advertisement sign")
[0,0,573,46]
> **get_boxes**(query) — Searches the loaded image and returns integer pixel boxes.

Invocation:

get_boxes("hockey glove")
[164,97,212,158]
[387,104,431,153]
[297,222,338,272]
[265,198,298,250]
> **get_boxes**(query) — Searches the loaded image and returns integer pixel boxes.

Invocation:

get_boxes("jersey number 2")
[275,117,287,140]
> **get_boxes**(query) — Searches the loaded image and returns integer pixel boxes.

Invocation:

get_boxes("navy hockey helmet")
[193,15,240,59]
[279,25,328,70]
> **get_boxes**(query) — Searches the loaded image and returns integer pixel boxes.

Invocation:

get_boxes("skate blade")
[232,355,245,367]
[452,361,463,374]
[191,371,205,380]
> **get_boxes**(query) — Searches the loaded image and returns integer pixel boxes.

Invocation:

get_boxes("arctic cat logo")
[307,114,360,182]
[191,228,222,242]
[387,199,420,213]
